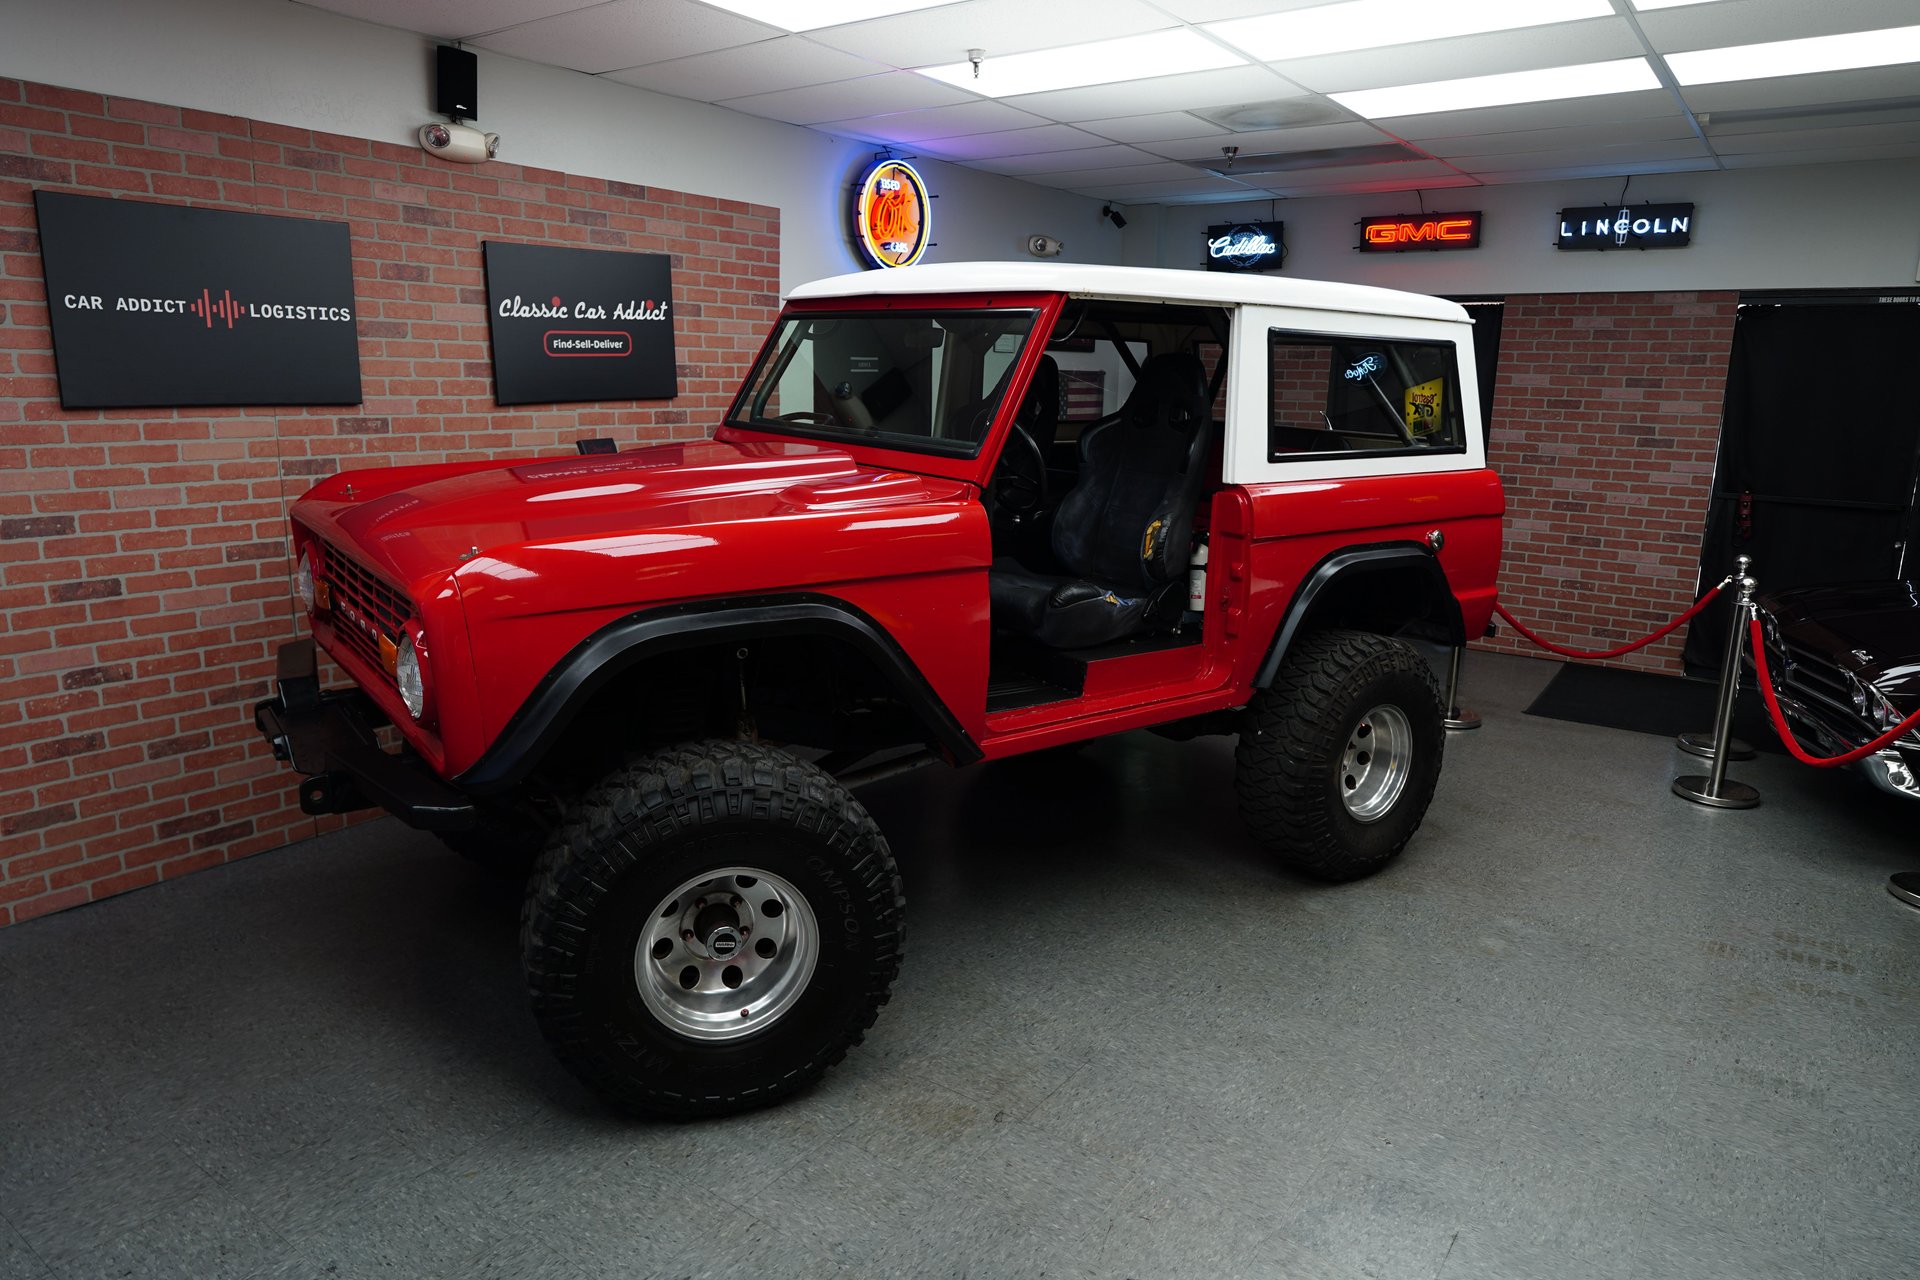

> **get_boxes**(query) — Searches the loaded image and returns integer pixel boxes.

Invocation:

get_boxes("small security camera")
[418,121,499,164]
[1026,234,1064,258]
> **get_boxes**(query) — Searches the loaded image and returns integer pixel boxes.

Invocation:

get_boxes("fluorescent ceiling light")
[1331,57,1659,119]
[919,29,1246,98]
[1666,24,1920,86]
[1207,0,1612,62]
[695,0,961,31]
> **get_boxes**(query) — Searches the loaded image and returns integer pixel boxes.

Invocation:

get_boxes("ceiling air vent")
[1182,141,1427,178]
[1185,98,1359,132]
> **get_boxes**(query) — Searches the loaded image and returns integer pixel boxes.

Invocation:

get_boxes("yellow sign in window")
[1404,377,1444,438]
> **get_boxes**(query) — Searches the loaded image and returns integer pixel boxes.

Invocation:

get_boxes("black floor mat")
[1523,663,1782,753]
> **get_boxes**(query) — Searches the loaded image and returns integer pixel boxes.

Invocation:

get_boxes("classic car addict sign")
[1556,203,1694,251]
[483,241,677,405]
[1205,222,1285,273]
[34,191,360,408]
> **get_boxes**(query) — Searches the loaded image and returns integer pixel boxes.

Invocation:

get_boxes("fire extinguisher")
[1187,535,1209,615]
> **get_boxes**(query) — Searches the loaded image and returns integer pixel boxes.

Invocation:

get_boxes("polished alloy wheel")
[635,867,818,1041]
[1339,703,1413,822]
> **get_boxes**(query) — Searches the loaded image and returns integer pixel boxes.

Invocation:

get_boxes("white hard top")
[788,261,1469,324]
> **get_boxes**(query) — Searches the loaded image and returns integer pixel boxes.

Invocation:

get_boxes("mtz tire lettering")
[1235,629,1445,882]
[520,741,903,1118]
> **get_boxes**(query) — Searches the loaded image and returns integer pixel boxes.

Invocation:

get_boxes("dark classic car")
[1754,580,1920,800]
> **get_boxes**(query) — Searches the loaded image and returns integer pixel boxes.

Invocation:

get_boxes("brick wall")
[1479,291,1738,672]
[0,77,780,927]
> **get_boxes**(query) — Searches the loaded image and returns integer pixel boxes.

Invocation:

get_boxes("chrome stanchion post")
[1679,554,1755,760]
[1444,643,1480,732]
[1673,575,1761,809]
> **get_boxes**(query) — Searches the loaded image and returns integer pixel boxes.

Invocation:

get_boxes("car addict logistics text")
[59,294,353,322]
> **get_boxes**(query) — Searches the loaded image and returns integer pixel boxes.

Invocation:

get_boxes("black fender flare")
[1254,543,1464,688]
[456,593,979,791]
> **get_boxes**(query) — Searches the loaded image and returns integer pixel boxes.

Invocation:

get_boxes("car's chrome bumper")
[1768,687,1920,801]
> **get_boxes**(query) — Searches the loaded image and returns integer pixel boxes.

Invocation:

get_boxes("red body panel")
[287,288,1504,782]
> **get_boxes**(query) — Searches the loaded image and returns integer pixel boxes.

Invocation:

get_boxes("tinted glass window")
[1268,333,1465,461]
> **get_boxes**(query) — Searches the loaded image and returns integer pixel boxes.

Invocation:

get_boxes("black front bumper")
[254,640,477,831]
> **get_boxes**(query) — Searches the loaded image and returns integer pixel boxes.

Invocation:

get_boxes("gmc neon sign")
[1357,211,1482,252]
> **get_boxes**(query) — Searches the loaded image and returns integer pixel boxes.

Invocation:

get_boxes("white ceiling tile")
[1137,121,1398,160]
[1075,112,1228,143]
[1012,160,1208,189]
[1471,155,1718,183]
[471,0,781,73]
[807,0,1174,65]
[602,37,890,98]
[1707,120,1920,153]
[1678,65,1920,116]
[910,124,1112,159]
[1416,116,1702,158]
[1378,89,1684,141]
[1637,0,1920,54]
[720,72,973,124]
[815,99,1050,143]
[1268,20,1644,94]
[297,0,605,38]
[1146,0,1334,20]
[1067,175,1270,200]
[1260,172,1483,197]
[1231,157,1466,186]
[1718,140,1920,167]
[997,65,1297,122]
[966,145,1168,175]
[1458,138,1712,173]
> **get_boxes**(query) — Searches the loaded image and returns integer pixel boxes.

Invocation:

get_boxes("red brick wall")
[1479,291,1738,672]
[0,77,780,927]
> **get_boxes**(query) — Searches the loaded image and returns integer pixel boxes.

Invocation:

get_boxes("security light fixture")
[1665,25,1920,86]
[918,29,1245,98]
[1206,0,1613,62]
[1101,205,1128,230]
[1330,57,1660,120]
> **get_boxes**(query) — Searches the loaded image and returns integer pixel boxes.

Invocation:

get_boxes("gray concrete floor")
[2,650,1917,1280]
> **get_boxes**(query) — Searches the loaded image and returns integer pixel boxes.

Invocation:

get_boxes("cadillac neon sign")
[1204,221,1284,273]
[1357,211,1482,252]
[853,159,931,269]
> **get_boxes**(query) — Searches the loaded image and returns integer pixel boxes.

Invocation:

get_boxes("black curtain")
[1683,303,1920,672]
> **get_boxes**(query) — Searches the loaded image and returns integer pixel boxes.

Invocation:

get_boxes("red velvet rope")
[1748,616,1920,768]
[1493,582,1725,661]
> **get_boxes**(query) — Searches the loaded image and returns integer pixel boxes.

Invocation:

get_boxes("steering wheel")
[989,421,1049,521]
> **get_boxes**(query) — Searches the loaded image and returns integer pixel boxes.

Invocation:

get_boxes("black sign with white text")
[34,191,361,408]
[483,241,676,405]
[1204,222,1285,273]
[1556,203,1694,251]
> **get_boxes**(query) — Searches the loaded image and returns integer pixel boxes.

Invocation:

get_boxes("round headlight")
[395,632,426,721]
[294,548,315,613]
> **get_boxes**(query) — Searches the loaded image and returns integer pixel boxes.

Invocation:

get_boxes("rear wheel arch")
[1255,543,1464,687]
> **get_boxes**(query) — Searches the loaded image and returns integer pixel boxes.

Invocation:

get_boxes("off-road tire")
[521,740,903,1119]
[1235,629,1444,882]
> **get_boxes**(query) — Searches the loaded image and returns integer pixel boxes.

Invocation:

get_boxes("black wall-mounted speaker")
[435,45,478,121]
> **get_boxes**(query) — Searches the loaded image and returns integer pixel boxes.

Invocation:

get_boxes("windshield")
[727,309,1042,457]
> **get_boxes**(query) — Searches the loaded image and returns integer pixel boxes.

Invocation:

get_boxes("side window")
[1268,332,1465,461]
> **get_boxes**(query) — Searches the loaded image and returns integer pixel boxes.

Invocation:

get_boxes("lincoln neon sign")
[1357,211,1482,252]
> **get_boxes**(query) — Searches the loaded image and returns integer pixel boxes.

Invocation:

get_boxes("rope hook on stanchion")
[1672,574,1761,810]
[1678,554,1755,761]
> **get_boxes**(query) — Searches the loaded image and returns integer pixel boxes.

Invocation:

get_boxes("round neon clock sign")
[854,159,931,269]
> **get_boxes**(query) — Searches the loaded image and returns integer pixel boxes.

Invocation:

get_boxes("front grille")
[1765,632,1856,722]
[320,539,409,681]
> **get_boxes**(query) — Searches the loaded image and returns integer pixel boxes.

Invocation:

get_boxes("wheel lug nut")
[730,895,743,906]
[681,929,695,940]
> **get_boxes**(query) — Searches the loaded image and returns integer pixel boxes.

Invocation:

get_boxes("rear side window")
[1268,332,1465,461]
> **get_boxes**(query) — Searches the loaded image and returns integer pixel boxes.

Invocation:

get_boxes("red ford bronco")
[255,263,1502,1117]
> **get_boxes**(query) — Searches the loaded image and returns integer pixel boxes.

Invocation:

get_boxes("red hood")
[293,438,985,614]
